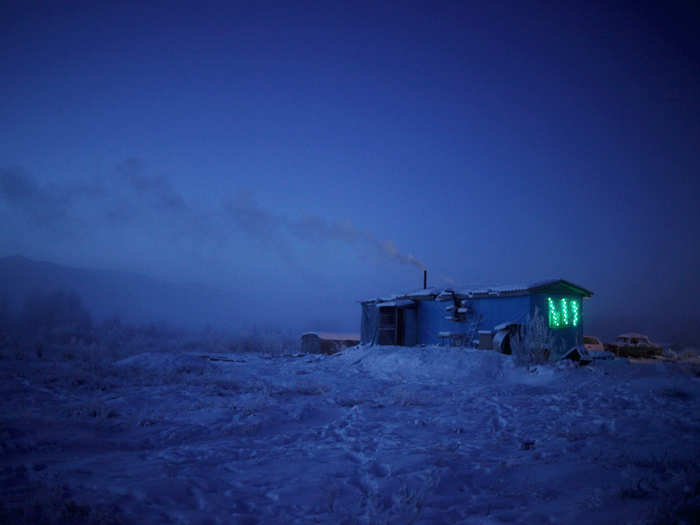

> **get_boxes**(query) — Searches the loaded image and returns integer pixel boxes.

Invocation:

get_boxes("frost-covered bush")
[511,307,557,366]
[89,319,192,363]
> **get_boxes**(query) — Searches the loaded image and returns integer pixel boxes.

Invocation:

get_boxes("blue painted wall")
[416,301,451,344]
[471,295,531,331]
[360,303,377,344]
[403,308,417,346]
[416,295,531,345]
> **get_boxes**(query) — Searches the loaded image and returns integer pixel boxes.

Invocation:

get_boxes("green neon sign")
[547,297,580,329]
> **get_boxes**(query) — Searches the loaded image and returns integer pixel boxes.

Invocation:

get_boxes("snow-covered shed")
[360,279,593,359]
[301,332,360,354]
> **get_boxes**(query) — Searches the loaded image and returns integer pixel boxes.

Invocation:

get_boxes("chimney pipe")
[423,269,427,289]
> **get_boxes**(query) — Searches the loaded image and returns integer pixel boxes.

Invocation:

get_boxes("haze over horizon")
[2,2,699,341]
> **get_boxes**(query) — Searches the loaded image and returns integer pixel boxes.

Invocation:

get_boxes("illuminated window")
[547,297,580,329]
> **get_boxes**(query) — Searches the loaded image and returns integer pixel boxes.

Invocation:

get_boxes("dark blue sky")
[1,2,699,337]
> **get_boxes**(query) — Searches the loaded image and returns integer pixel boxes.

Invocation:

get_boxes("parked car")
[607,333,663,358]
[583,335,605,352]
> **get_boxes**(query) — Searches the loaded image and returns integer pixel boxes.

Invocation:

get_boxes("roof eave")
[527,279,594,298]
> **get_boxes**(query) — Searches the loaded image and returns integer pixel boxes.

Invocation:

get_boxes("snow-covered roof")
[361,279,593,303]
[458,283,529,296]
[377,299,416,308]
[403,287,440,299]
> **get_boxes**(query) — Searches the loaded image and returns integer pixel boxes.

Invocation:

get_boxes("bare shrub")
[511,307,558,366]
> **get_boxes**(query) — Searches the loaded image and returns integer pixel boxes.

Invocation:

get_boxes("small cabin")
[360,279,593,359]
[301,332,360,354]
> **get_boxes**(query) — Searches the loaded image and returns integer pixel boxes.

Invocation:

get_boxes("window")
[547,297,580,329]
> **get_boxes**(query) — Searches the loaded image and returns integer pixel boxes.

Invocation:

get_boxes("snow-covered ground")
[1,343,699,524]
